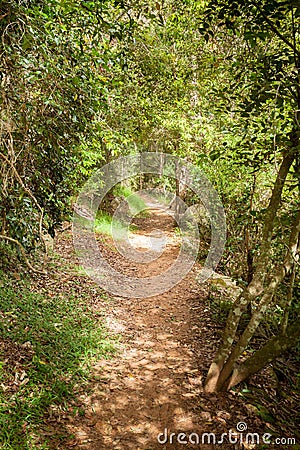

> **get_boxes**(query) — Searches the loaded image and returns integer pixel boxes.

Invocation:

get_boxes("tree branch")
[0,235,46,274]
[0,151,47,251]
[254,2,300,59]
[228,319,300,389]
[0,152,43,214]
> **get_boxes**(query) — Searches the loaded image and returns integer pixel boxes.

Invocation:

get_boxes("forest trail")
[53,198,265,450]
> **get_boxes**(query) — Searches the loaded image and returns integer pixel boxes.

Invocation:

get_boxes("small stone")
[200,411,212,421]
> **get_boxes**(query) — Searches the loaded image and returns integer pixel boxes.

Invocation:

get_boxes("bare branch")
[0,235,46,274]
[0,151,43,213]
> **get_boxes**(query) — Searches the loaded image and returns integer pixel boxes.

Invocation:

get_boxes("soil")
[42,197,297,450]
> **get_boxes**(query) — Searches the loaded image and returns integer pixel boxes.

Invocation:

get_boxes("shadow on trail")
[49,197,268,449]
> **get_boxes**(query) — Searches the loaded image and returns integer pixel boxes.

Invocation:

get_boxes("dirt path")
[54,199,267,449]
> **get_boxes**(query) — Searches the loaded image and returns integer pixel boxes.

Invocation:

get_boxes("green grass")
[94,211,130,239]
[0,270,116,449]
[113,185,148,216]
[126,193,147,216]
[94,187,149,238]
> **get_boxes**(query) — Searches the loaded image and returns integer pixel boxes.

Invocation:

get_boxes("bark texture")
[228,320,300,388]
[204,153,295,393]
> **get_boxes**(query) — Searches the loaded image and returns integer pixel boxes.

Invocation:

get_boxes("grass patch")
[0,270,116,449]
[113,185,148,216]
[95,187,149,238]
[94,211,130,239]
[126,193,147,216]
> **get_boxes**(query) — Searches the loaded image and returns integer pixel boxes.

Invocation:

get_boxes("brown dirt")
[45,200,295,450]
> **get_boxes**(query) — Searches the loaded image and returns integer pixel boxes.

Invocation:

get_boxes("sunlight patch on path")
[66,199,217,449]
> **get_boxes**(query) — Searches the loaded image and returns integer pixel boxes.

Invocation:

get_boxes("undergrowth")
[95,188,148,238]
[94,211,130,238]
[113,185,147,215]
[0,269,116,449]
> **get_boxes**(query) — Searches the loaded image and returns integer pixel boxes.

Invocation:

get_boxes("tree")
[0,0,133,251]
[200,0,300,392]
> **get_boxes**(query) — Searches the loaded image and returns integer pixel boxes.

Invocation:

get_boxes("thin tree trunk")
[175,159,180,222]
[227,319,300,389]
[175,188,180,220]
[251,152,295,291]
[204,152,295,392]
[245,173,256,284]
[215,209,300,391]
[281,263,296,335]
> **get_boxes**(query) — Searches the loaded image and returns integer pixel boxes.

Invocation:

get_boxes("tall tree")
[200,0,300,392]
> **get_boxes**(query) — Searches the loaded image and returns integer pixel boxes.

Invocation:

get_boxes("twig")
[0,235,46,274]
[0,152,43,213]
[254,2,300,59]
[0,151,47,250]
[281,263,296,335]
[58,224,72,233]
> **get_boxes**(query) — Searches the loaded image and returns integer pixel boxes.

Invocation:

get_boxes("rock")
[200,411,212,421]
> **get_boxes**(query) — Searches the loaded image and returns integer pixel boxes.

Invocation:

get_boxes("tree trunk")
[204,152,295,392]
[206,208,300,391]
[227,320,300,389]
[281,263,296,335]
[175,160,181,222]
